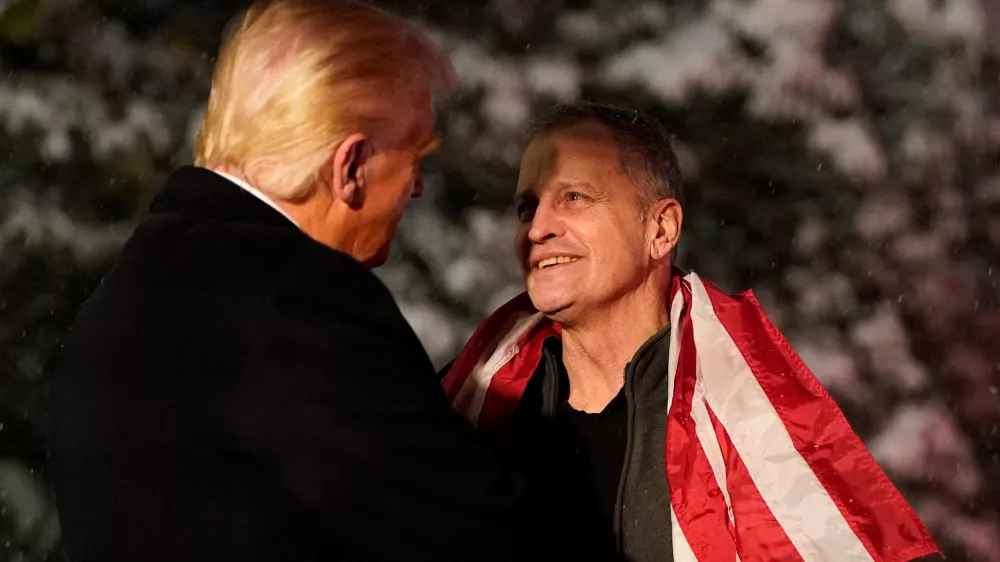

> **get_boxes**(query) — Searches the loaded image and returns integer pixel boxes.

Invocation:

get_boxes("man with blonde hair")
[51,2,535,561]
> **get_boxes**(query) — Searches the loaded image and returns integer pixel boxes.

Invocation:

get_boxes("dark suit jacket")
[50,167,532,562]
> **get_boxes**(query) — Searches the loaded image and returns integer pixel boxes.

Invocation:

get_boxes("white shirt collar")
[208,169,300,227]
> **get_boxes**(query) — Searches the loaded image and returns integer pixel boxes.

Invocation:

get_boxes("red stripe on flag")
[442,293,535,400]
[704,402,804,562]
[667,293,737,561]
[478,323,557,426]
[702,282,940,562]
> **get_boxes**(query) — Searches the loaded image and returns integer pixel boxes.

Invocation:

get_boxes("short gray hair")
[524,102,684,210]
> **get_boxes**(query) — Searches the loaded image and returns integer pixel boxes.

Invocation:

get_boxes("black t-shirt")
[482,330,671,561]
[553,373,629,531]
[494,338,632,560]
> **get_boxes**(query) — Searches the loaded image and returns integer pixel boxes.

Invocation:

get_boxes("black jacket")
[50,167,533,562]
[440,321,943,562]
[440,325,674,562]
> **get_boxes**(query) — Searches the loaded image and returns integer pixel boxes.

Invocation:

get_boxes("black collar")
[149,166,300,232]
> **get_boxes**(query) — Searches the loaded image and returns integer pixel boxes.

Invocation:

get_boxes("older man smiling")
[442,102,942,562]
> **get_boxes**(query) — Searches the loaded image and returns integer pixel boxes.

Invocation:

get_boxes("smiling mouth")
[535,256,579,270]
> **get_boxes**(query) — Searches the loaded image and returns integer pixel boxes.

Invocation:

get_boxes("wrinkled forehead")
[516,122,620,197]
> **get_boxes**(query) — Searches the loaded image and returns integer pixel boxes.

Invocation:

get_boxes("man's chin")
[360,244,391,269]
[527,293,573,319]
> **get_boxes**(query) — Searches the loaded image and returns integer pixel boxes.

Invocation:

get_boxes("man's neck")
[560,280,670,413]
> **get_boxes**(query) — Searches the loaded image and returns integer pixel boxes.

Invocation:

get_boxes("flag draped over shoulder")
[442,271,941,562]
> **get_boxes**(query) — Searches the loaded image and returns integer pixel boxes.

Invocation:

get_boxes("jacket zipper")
[613,361,636,554]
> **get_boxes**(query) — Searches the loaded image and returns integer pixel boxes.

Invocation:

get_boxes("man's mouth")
[535,256,579,270]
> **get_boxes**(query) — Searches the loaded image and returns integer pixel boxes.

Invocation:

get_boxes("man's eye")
[567,192,584,201]
[516,202,535,221]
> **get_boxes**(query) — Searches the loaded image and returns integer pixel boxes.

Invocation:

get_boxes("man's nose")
[527,204,560,243]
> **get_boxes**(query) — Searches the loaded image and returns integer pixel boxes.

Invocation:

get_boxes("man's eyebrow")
[513,179,601,203]
[556,179,601,193]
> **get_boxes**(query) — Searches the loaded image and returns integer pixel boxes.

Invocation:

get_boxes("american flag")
[442,270,941,561]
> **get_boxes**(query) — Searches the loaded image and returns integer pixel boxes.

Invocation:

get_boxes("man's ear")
[321,133,370,209]
[648,198,683,262]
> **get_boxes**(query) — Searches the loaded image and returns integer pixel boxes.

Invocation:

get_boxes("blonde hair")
[194,0,455,200]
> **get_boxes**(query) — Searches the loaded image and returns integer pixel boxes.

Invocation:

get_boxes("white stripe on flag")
[691,383,735,525]
[666,288,685,415]
[670,506,699,562]
[688,275,873,561]
[453,311,543,427]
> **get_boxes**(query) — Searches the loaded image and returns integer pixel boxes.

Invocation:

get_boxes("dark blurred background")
[2,0,999,560]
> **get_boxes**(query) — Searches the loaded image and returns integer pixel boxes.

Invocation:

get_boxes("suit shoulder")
[269,239,401,318]
[267,244,436,374]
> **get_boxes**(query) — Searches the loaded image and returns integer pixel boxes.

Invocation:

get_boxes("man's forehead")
[393,103,437,150]
[517,124,619,194]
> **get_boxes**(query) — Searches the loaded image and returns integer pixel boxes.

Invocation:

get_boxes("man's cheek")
[522,258,536,277]
[513,232,528,259]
